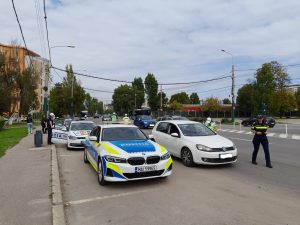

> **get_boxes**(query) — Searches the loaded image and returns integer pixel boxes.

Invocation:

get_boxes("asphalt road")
[56,126,300,225]
[220,123,300,135]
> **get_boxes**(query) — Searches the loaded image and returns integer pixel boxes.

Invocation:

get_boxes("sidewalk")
[0,132,52,225]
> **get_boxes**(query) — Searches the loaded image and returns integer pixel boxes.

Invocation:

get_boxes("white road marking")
[291,135,300,140]
[66,189,157,206]
[279,134,288,138]
[59,154,74,157]
[227,137,272,144]
[267,133,275,136]
[236,131,245,133]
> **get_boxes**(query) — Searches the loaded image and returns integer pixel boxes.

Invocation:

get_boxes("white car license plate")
[149,124,154,127]
[219,153,233,159]
[135,165,157,173]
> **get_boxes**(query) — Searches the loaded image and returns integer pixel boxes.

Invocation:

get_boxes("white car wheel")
[97,159,106,186]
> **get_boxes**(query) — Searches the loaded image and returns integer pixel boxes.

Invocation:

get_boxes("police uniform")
[251,119,272,168]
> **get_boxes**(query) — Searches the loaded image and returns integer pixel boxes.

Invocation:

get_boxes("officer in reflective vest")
[251,115,273,168]
[123,114,130,125]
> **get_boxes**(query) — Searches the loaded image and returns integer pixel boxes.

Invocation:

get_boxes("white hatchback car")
[151,120,238,166]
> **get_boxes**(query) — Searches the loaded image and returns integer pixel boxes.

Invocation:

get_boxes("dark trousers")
[47,128,52,144]
[42,126,46,134]
[252,135,271,166]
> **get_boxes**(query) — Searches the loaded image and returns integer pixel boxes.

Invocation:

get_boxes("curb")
[51,144,66,225]
[219,129,300,140]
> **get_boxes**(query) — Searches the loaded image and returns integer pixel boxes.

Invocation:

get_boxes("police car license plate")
[219,153,233,159]
[135,165,157,173]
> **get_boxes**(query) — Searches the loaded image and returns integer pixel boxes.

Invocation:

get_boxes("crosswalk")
[218,129,300,140]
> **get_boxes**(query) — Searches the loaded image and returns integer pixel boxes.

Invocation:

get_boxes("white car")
[151,120,237,166]
[52,120,95,150]
[83,124,172,185]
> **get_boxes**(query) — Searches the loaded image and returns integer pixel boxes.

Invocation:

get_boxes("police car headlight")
[105,155,127,163]
[161,152,171,160]
[196,144,212,151]
[68,135,77,140]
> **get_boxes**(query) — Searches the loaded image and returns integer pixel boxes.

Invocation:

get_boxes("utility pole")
[221,49,235,123]
[71,75,74,118]
[160,85,163,111]
[134,89,137,109]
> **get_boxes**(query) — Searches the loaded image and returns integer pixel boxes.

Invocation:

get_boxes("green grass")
[0,127,28,157]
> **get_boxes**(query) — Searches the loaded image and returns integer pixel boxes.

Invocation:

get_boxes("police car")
[83,124,172,185]
[51,121,95,150]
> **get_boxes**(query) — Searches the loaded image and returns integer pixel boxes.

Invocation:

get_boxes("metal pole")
[232,64,235,123]
[134,89,136,109]
[160,85,163,111]
[71,75,74,118]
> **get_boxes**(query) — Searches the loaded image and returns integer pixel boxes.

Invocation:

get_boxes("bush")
[0,118,5,131]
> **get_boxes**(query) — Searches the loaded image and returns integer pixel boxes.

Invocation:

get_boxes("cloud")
[1,0,300,101]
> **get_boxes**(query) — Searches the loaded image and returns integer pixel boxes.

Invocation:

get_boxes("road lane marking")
[227,137,272,144]
[65,189,157,206]
[236,131,245,133]
[267,133,275,136]
[279,134,288,138]
[291,135,300,140]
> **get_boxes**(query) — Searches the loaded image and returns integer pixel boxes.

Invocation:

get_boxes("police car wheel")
[84,148,89,163]
[97,159,106,186]
[181,148,194,167]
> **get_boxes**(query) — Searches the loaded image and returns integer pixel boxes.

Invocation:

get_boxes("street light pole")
[221,49,235,123]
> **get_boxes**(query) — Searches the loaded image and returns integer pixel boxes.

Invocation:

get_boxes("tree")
[112,84,134,115]
[295,88,300,112]
[253,63,277,115]
[236,83,254,115]
[190,93,200,104]
[169,100,182,110]
[144,73,159,110]
[222,98,231,104]
[132,77,145,108]
[49,64,86,116]
[275,89,297,117]
[49,83,65,116]
[202,97,221,113]
[170,92,190,104]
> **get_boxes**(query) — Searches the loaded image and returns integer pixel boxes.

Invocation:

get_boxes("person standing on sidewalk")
[251,115,273,168]
[26,114,33,134]
[41,115,47,134]
[47,113,55,145]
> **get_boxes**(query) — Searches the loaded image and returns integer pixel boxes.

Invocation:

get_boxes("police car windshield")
[70,123,95,131]
[102,127,147,141]
[178,123,215,136]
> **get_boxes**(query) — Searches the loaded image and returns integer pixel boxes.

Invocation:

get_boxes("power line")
[43,0,52,65]
[51,66,231,85]
[83,87,114,93]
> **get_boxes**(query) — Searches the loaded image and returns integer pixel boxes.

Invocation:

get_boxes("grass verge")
[0,127,28,157]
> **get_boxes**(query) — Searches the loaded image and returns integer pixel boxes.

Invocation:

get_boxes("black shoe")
[266,164,273,168]
[252,161,258,165]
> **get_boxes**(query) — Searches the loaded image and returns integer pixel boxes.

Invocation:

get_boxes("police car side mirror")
[89,136,97,141]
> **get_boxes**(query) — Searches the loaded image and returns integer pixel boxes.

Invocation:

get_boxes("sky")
[1,0,300,104]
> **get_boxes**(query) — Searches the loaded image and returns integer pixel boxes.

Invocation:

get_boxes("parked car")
[241,116,276,127]
[151,120,238,166]
[102,115,112,121]
[134,115,156,129]
[51,120,95,150]
[94,113,100,119]
[83,124,172,185]
[157,115,189,121]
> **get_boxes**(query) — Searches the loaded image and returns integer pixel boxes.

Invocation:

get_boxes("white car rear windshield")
[102,127,147,141]
[70,123,95,131]
[178,123,215,136]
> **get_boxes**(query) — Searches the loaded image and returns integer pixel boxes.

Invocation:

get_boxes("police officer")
[47,113,55,145]
[123,114,130,125]
[251,115,273,168]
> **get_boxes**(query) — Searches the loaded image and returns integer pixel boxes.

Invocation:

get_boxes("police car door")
[51,126,68,144]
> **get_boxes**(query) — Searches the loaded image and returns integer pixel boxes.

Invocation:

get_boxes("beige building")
[0,43,50,115]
